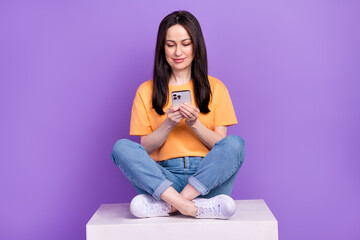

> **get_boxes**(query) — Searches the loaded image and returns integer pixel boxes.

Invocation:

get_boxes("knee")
[223,135,245,151]
[112,138,132,154]
[223,135,245,165]
[111,139,134,165]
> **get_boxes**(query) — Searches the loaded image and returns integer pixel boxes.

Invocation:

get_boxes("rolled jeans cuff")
[152,179,173,200]
[188,175,209,196]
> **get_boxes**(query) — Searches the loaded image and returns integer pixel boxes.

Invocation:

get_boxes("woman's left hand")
[179,103,200,127]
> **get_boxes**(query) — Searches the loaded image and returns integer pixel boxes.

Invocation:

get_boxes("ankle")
[179,201,198,217]
[169,206,177,214]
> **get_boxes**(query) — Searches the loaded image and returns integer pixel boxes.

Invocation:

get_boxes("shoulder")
[134,79,153,100]
[136,79,153,93]
[132,80,153,105]
[208,75,228,92]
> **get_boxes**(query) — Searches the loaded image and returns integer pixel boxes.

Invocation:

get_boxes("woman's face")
[164,24,194,72]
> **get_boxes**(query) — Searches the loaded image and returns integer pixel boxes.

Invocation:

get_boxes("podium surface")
[87,199,278,240]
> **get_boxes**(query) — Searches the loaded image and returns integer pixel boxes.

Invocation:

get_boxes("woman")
[111,10,245,219]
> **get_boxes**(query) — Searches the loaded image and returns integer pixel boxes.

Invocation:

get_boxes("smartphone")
[171,90,191,106]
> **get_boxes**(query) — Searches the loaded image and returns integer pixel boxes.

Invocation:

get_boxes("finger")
[176,115,185,121]
[171,105,181,111]
[180,104,194,113]
[167,107,178,114]
[170,112,185,121]
[172,114,184,121]
[181,104,197,117]
[180,106,195,119]
[183,103,200,114]
[184,102,198,110]
[179,111,191,120]
[172,110,184,116]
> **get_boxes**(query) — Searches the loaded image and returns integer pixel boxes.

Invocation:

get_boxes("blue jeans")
[111,135,245,201]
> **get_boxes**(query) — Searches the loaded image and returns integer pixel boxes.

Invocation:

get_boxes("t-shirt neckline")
[169,79,193,88]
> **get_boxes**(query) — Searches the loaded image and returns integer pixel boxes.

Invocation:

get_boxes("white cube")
[87,199,278,240]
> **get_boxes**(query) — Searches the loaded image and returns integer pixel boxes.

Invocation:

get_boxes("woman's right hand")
[141,106,183,154]
[166,106,185,127]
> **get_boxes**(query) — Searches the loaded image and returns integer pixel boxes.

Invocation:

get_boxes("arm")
[179,103,227,149]
[190,121,227,149]
[140,106,184,154]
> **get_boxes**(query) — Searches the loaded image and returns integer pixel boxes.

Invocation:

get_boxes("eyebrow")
[165,38,191,43]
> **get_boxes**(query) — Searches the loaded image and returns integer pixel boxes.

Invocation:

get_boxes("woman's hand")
[141,106,183,154]
[179,103,200,127]
[166,105,185,127]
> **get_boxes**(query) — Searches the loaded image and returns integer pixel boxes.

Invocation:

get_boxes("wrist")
[165,117,177,129]
[189,119,201,130]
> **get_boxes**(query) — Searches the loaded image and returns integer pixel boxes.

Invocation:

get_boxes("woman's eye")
[166,43,191,47]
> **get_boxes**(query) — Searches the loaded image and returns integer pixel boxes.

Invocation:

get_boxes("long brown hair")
[152,10,211,115]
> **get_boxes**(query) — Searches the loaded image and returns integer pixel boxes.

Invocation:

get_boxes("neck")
[169,68,192,85]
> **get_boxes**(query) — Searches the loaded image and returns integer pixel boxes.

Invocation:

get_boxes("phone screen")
[171,90,191,106]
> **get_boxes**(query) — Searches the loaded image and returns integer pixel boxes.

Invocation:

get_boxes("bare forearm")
[190,120,224,149]
[141,119,174,154]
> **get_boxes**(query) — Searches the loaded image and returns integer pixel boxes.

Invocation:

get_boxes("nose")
[175,45,182,57]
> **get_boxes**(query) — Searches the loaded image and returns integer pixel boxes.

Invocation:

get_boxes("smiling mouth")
[174,58,185,62]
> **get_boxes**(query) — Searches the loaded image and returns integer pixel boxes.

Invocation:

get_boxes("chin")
[172,64,191,71]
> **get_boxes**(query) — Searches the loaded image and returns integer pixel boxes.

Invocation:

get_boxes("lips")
[174,58,185,63]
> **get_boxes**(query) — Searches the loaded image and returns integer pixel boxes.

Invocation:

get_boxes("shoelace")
[197,200,222,217]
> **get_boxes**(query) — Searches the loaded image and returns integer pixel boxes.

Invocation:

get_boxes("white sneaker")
[130,194,171,218]
[192,194,236,219]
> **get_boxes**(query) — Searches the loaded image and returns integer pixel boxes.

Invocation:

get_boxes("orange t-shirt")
[129,75,238,161]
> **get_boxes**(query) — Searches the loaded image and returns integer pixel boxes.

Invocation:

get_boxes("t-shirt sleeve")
[129,89,152,136]
[213,83,238,127]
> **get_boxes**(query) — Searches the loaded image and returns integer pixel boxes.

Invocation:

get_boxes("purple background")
[1,0,359,239]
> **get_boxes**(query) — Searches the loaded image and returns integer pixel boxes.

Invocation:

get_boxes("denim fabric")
[111,135,245,200]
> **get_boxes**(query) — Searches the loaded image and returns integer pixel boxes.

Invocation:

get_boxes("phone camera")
[172,94,181,100]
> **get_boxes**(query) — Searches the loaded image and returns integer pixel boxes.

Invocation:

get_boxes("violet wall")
[1,0,359,239]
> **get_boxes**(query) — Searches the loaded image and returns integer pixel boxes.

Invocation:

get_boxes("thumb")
[170,105,180,112]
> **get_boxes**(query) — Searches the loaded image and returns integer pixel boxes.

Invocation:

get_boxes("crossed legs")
[160,184,200,216]
[160,136,245,216]
[111,135,245,217]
